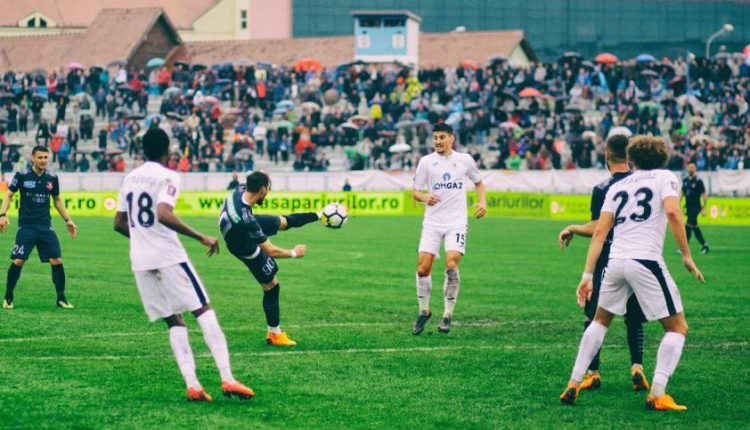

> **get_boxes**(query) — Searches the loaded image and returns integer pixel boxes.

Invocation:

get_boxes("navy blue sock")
[5,264,22,302]
[625,317,644,365]
[263,284,280,327]
[284,213,319,229]
[52,264,66,301]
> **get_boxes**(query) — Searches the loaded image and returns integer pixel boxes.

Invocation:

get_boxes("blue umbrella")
[277,100,294,109]
[636,54,656,63]
[146,57,165,68]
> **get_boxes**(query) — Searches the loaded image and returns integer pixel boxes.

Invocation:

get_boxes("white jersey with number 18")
[413,151,481,229]
[601,169,680,261]
[117,161,188,271]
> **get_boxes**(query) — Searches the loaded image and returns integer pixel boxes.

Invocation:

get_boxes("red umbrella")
[294,58,322,72]
[743,44,750,58]
[594,53,618,64]
[203,95,219,105]
[519,87,542,98]
[67,62,84,70]
[459,59,479,70]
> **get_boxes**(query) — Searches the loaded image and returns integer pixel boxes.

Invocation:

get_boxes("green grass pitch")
[0,216,747,429]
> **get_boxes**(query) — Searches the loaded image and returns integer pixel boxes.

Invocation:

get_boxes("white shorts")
[418,225,467,256]
[133,261,210,322]
[598,258,683,321]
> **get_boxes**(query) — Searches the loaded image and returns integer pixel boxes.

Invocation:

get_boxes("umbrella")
[203,96,219,105]
[580,61,595,69]
[636,54,656,63]
[300,101,321,111]
[165,112,184,121]
[192,64,207,72]
[677,94,701,108]
[743,44,750,58]
[641,69,659,77]
[272,108,290,117]
[31,68,47,77]
[500,121,520,130]
[106,149,123,155]
[582,130,597,140]
[340,122,359,130]
[389,142,411,153]
[147,57,165,68]
[396,120,415,129]
[519,87,542,98]
[445,112,462,126]
[595,53,618,64]
[173,61,190,69]
[488,55,508,64]
[459,59,479,70]
[275,120,295,130]
[163,86,181,98]
[233,59,253,67]
[464,102,481,111]
[607,126,633,139]
[293,58,323,73]
[344,147,364,159]
[500,89,519,102]
[32,94,48,102]
[257,61,274,70]
[107,60,126,68]
[349,114,369,124]
[277,100,295,109]
[117,84,134,93]
[639,101,659,112]
[564,104,584,113]
[0,92,15,101]
[128,113,146,120]
[67,62,84,70]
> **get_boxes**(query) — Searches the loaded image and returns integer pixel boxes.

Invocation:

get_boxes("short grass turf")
[0,216,747,429]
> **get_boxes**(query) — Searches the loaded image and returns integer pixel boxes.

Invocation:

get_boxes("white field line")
[0,316,744,344]
[7,341,749,362]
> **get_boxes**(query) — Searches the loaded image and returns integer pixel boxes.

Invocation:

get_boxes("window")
[39,18,47,28]
[384,18,405,27]
[392,33,405,49]
[26,18,36,27]
[240,9,247,30]
[358,17,380,27]
[357,34,371,49]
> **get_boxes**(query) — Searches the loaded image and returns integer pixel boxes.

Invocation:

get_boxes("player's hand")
[576,279,593,307]
[200,235,220,257]
[292,244,306,258]
[700,209,706,217]
[559,227,574,249]
[0,216,8,233]
[473,202,487,219]
[682,256,705,282]
[425,194,441,206]
[65,219,77,238]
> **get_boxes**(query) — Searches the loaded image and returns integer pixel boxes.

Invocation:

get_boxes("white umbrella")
[301,101,321,111]
[389,142,411,153]
[607,126,632,138]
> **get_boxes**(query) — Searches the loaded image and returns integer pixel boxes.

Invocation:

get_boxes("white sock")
[651,332,686,397]
[168,326,201,389]
[570,321,608,383]
[197,310,235,383]
[443,269,460,318]
[416,274,432,313]
[268,325,282,334]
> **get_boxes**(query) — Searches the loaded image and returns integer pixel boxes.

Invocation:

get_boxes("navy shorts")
[255,215,281,237]
[231,247,278,285]
[686,207,701,226]
[11,226,62,262]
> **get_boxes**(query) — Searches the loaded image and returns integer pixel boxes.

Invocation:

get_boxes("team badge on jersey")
[167,185,176,196]
[46,182,53,191]
[442,172,451,181]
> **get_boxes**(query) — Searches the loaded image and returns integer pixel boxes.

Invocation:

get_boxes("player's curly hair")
[627,136,669,170]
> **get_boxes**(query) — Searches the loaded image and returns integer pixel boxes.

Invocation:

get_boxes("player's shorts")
[10,226,62,262]
[598,258,683,322]
[133,261,210,322]
[231,247,278,285]
[686,207,701,226]
[255,215,281,237]
[418,224,467,256]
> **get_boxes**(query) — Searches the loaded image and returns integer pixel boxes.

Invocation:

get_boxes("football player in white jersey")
[411,123,486,335]
[114,128,254,402]
[560,136,705,411]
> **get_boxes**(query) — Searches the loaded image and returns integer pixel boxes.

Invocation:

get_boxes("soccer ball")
[322,203,348,229]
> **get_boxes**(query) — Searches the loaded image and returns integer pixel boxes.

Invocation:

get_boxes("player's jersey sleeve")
[589,186,605,221]
[659,171,680,201]
[464,154,481,183]
[50,175,60,197]
[600,186,618,215]
[413,158,428,190]
[697,179,706,195]
[681,178,688,195]
[156,172,180,208]
[8,172,20,193]
[116,184,128,212]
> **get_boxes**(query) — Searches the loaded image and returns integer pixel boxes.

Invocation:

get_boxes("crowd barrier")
[55,170,750,196]
[2,191,749,225]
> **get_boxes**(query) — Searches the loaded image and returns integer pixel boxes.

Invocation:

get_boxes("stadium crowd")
[0,52,749,173]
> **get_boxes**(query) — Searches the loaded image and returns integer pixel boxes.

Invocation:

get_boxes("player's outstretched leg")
[50,260,73,309]
[561,309,612,405]
[281,213,321,231]
[263,283,296,346]
[194,306,255,399]
[3,261,24,309]
[579,320,602,391]
[166,315,211,401]
[647,314,688,411]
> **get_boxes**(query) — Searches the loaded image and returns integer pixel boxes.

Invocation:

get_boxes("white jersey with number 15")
[117,161,188,271]
[601,169,680,261]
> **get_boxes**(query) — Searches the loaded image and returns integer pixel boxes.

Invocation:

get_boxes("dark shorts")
[230,247,278,285]
[255,215,281,237]
[585,253,646,323]
[11,226,62,262]
[686,207,701,226]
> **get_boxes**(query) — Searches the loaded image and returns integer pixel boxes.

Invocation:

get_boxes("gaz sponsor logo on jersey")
[433,172,463,190]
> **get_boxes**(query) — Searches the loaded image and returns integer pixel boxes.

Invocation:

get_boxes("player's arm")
[700,190,708,215]
[576,212,613,307]
[412,159,439,205]
[559,221,596,249]
[258,239,306,259]
[113,211,130,238]
[473,181,487,218]
[664,196,704,282]
[53,195,77,238]
[0,189,15,232]
[156,203,219,256]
